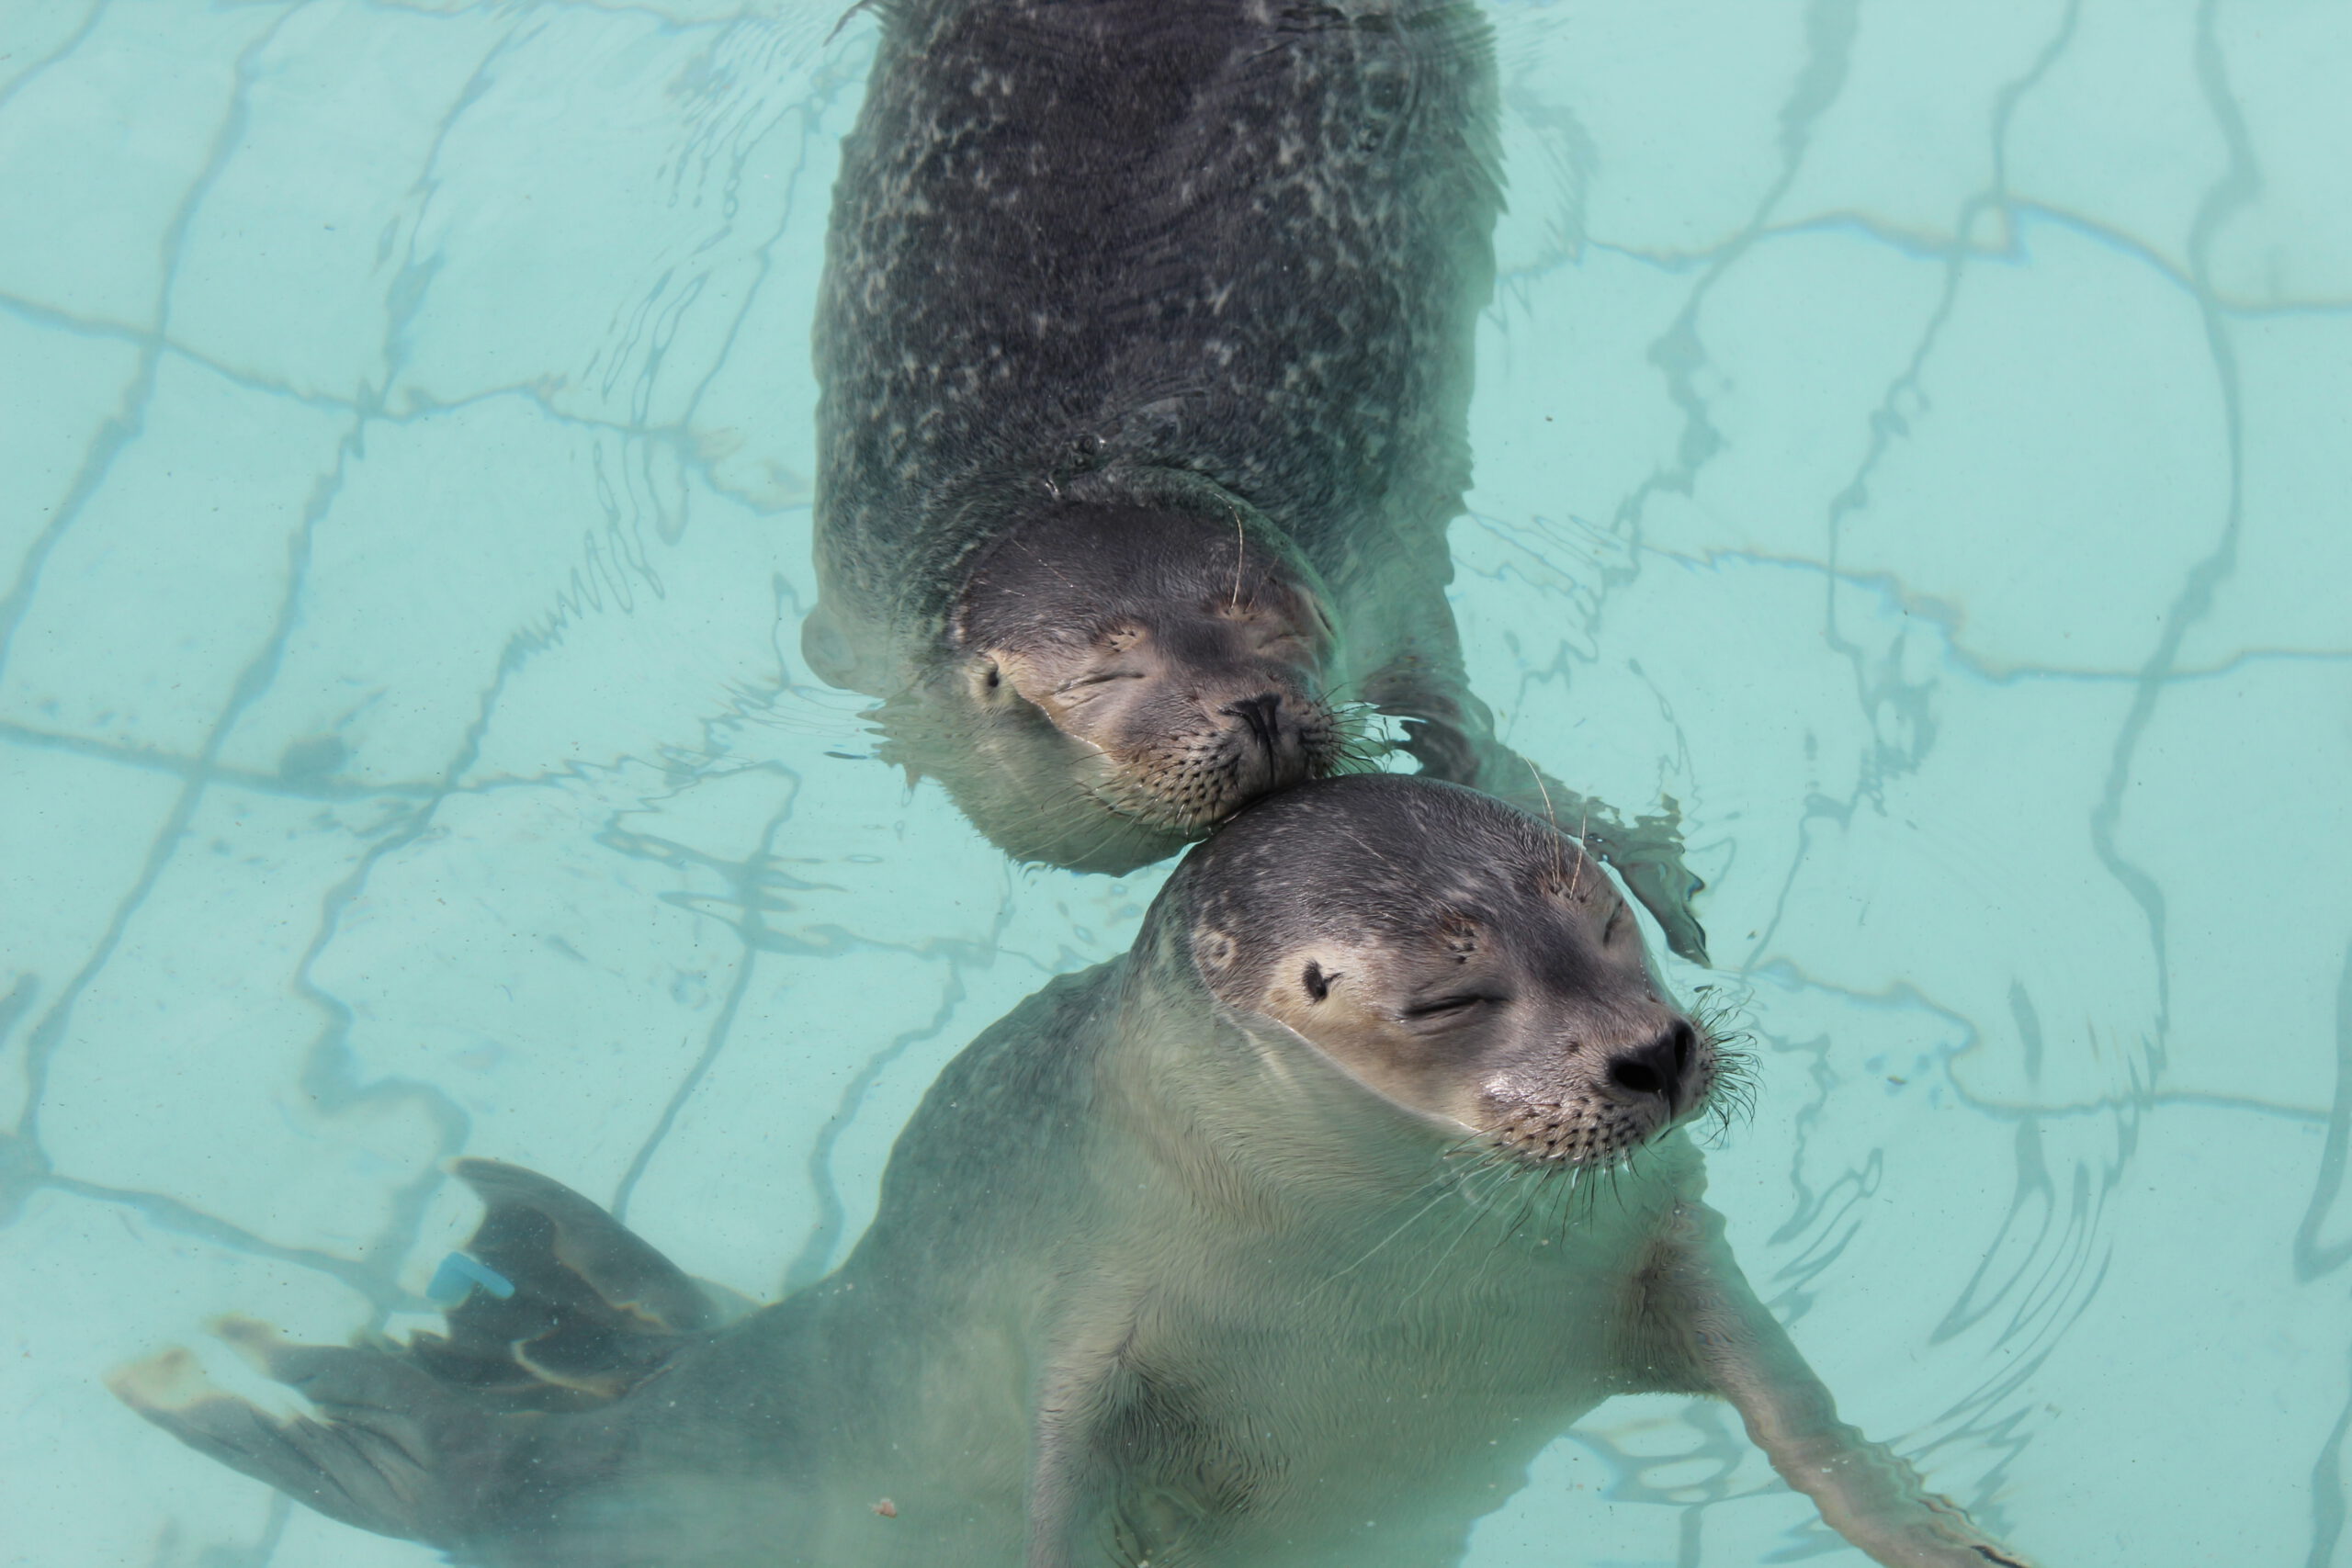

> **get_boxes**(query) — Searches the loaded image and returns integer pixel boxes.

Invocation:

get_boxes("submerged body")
[119,778,2030,1568]
[808,0,1707,959]
[518,988,1698,1567]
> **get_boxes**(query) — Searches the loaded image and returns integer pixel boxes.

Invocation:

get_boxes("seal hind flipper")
[110,1318,505,1543]
[112,1162,722,1546]
[414,1157,725,1403]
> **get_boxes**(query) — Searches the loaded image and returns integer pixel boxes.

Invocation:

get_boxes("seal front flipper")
[110,1159,722,1546]
[1630,1200,2038,1568]
[1026,1306,1253,1568]
[1376,677,1713,965]
[800,596,888,694]
[1521,781,1710,972]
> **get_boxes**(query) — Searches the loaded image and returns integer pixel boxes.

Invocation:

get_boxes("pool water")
[2,2,2346,1564]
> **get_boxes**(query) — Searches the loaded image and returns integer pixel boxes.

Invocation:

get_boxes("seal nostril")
[1608,1027,1691,1104]
[1608,1055,1664,1100]
[1221,693,1284,752]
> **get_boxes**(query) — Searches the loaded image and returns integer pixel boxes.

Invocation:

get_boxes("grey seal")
[805,0,1709,962]
[116,775,2030,1568]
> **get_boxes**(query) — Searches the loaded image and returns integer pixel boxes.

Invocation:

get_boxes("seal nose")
[1605,1021,1697,1110]
[1224,693,1283,750]
[1219,692,1310,788]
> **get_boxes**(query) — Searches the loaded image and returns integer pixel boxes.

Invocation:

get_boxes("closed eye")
[1056,670,1145,694]
[1402,993,1498,1022]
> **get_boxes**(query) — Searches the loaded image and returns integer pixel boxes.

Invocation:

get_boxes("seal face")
[924,502,1351,868]
[1183,775,1718,1166]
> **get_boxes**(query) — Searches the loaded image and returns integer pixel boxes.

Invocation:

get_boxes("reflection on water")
[0,1,2345,1564]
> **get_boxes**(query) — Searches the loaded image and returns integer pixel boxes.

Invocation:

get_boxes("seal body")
[811,0,1493,647]
[118,778,2031,1568]
[806,0,1707,960]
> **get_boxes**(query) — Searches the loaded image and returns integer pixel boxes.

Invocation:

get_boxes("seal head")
[877,494,1350,874]
[1170,773,1718,1170]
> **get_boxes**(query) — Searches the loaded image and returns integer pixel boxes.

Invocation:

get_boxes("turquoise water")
[2,0,2346,1562]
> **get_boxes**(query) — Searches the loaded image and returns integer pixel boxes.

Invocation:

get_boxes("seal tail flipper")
[110,1160,726,1544]
[110,1320,491,1542]
[413,1157,729,1401]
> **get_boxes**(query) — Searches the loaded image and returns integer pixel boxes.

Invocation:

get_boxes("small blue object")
[426,1252,517,1306]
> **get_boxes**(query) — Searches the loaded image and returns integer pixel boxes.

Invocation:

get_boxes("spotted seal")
[115,775,2029,1567]
[804,0,1709,962]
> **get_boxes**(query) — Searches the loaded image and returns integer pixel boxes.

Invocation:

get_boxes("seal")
[805,0,1710,962]
[115,776,2030,1568]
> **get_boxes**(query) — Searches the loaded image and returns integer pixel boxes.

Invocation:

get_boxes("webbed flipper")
[111,1160,723,1547]
[1390,705,1713,966]
[1634,1199,2038,1568]
[110,1317,505,1543]
[412,1157,729,1405]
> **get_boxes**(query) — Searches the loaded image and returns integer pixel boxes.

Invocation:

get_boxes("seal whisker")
[1567,803,1591,901]
[1521,757,1570,894]
[1296,1163,1487,1311]
[1397,1186,1495,1312]
[1482,1162,1559,1258]
[1550,1168,1589,1251]
[1229,506,1247,611]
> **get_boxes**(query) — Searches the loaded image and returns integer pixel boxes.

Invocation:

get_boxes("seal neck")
[1095,947,1472,1228]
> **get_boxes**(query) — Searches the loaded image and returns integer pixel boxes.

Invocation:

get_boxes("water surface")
[1,1,2346,1563]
